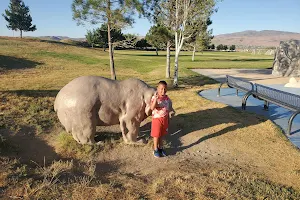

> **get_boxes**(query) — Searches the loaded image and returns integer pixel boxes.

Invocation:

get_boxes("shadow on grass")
[2,90,59,97]
[139,106,268,156]
[0,55,43,71]
[0,128,60,165]
[192,58,273,62]
[38,39,89,48]
[177,75,218,87]
[165,106,267,155]
[115,52,192,57]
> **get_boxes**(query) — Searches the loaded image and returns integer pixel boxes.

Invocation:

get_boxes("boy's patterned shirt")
[151,95,171,118]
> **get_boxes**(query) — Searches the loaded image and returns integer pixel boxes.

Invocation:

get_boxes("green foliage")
[96,24,125,48]
[72,0,145,29]
[145,24,173,49]
[118,33,138,48]
[2,0,36,38]
[85,30,96,47]
[230,45,236,51]
[86,24,125,49]
[216,44,224,50]
[136,38,151,48]
[216,44,235,51]
[186,17,214,51]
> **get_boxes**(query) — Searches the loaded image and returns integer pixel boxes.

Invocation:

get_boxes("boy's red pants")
[151,116,169,137]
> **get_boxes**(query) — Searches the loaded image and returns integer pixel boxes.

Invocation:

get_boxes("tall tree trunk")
[192,46,196,61]
[166,41,171,78]
[155,47,158,56]
[20,30,22,38]
[173,51,179,87]
[107,0,116,80]
[173,31,179,87]
[107,22,116,80]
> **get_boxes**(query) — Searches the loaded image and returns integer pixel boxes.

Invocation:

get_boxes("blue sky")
[0,0,299,38]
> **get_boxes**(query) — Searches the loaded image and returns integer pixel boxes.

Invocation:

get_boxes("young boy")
[150,81,175,158]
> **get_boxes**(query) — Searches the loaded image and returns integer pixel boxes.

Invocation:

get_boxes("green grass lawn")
[0,37,273,90]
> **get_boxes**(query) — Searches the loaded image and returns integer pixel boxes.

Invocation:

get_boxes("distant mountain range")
[33,30,300,48]
[212,30,300,48]
[34,36,86,41]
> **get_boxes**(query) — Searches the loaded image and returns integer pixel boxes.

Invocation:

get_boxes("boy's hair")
[158,80,167,86]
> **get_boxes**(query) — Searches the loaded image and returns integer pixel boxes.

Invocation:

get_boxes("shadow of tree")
[166,107,267,155]
[38,39,89,48]
[0,55,43,71]
[139,106,267,156]
[177,75,217,88]
[2,90,59,98]
[192,58,273,62]
[0,129,60,165]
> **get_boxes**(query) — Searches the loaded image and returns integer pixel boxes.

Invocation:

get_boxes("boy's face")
[157,84,167,97]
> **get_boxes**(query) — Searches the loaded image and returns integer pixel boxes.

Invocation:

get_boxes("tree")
[186,17,213,61]
[93,24,125,51]
[216,44,223,50]
[72,0,145,80]
[118,34,138,49]
[156,0,216,87]
[146,24,169,55]
[146,24,173,77]
[136,38,151,48]
[2,0,36,38]
[86,30,96,48]
[211,44,215,50]
[223,45,228,51]
[230,45,236,51]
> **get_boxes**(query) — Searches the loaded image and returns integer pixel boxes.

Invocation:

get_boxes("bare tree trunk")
[173,51,179,87]
[107,22,116,80]
[20,30,22,38]
[166,41,171,78]
[192,46,196,61]
[107,1,116,80]
[155,47,158,56]
[173,30,180,87]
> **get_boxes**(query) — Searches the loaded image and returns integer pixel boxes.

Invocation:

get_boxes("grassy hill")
[0,37,300,199]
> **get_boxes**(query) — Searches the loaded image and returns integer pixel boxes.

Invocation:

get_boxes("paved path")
[192,68,291,84]
[192,69,300,149]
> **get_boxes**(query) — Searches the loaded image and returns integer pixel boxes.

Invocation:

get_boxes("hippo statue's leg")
[119,117,129,143]
[71,112,97,145]
[124,119,146,144]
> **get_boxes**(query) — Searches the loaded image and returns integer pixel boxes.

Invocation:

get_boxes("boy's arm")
[169,99,176,118]
[150,93,158,110]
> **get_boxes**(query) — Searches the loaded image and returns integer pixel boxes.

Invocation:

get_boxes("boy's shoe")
[153,149,161,158]
[158,148,167,157]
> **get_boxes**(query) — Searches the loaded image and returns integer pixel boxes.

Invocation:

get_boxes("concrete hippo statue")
[54,76,155,145]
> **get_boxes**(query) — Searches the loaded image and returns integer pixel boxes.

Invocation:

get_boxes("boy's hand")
[154,92,158,99]
[150,92,158,110]
[169,110,175,118]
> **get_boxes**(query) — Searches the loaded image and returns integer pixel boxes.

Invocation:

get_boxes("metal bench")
[218,75,254,105]
[242,83,300,135]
